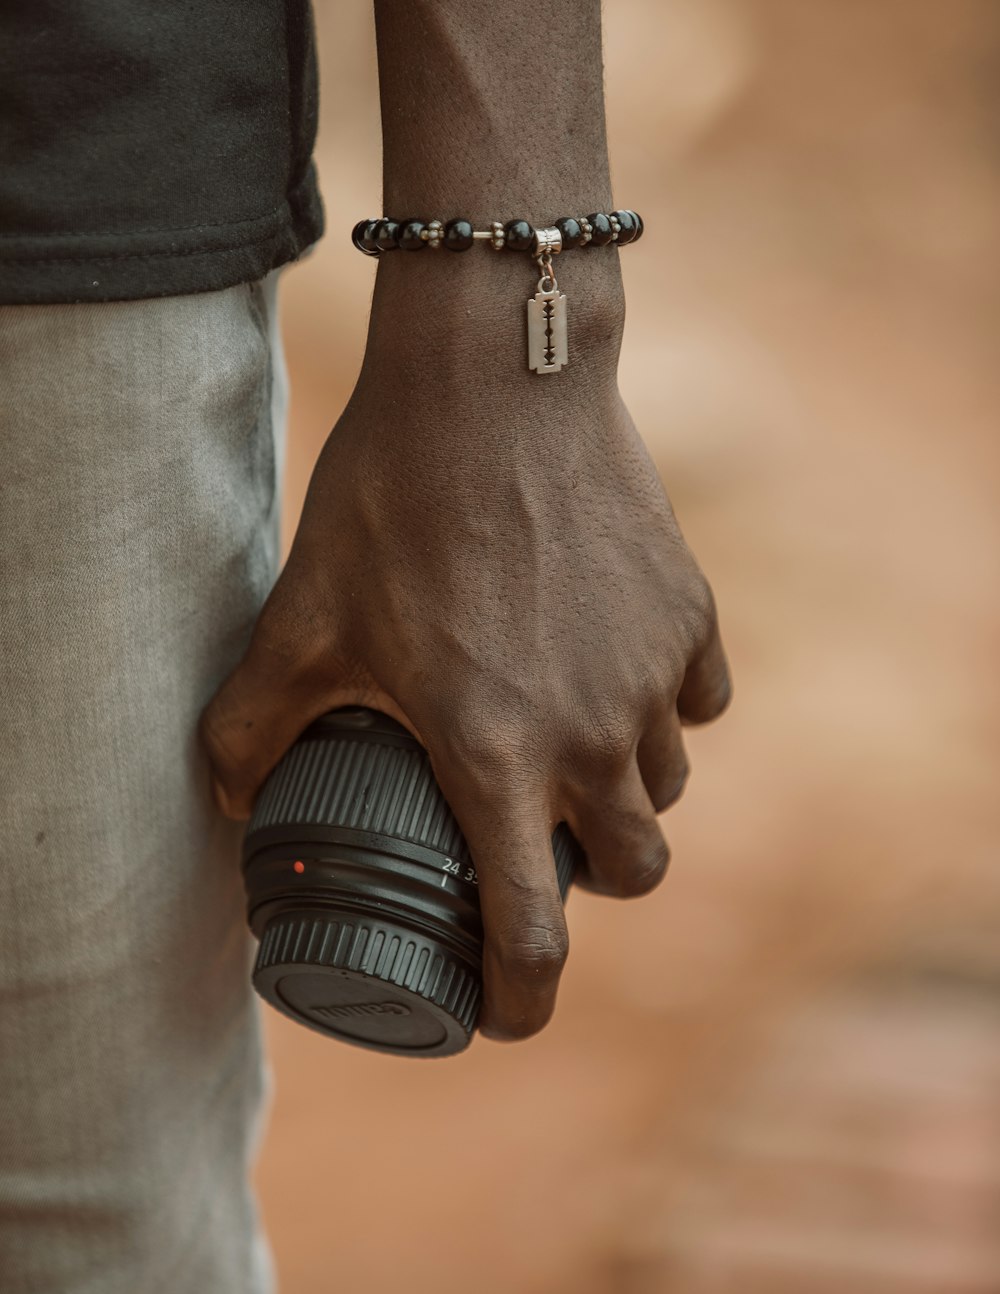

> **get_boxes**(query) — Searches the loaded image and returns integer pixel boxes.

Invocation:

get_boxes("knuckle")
[676,574,717,647]
[440,713,529,790]
[690,572,718,624]
[576,711,636,774]
[681,667,733,726]
[705,673,733,719]
[653,762,690,813]
[619,837,671,897]
[638,660,680,704]
[495,921,569,986]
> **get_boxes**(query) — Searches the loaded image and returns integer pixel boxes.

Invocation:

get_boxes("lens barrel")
[242,708,580,1058]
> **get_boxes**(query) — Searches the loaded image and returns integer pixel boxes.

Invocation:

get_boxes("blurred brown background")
[257,2,1000,1290]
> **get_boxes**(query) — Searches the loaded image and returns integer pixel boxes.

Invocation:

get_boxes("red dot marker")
[293,860,305,874]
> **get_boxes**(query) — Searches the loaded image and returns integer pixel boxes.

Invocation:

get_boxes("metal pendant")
[527,264,568,374]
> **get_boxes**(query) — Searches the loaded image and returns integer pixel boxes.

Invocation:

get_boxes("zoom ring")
[247,733,580,896]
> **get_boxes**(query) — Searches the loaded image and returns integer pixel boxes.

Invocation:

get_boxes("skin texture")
[201,0,731,1042]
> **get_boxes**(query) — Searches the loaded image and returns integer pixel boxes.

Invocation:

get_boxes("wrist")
[360,244,626,394]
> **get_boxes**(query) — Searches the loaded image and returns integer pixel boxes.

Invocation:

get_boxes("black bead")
[621,209,643,243]
[586,213,614,246]
[444,218,474,251]
[361,226,382,253]
[397,219,427,250]
[503,219,535,252]
[611,210,637,245]
[353,219,381,255]
[554,216,583,250]
[374,218,401,251]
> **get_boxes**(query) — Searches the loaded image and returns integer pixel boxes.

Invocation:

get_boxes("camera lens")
[243,707,580,1058]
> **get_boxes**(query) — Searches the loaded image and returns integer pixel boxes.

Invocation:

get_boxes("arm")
[202,0,731,1041]
[370,0,626,376]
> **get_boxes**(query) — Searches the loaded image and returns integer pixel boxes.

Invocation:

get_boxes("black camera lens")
[242,707,580,1058]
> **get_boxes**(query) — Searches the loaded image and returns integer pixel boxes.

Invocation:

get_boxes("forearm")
[375,0,613,217]
[368,0,625,386]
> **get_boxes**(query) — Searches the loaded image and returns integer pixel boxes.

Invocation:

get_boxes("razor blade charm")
[527,278,568,374]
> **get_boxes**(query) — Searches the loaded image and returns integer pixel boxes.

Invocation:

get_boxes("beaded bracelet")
[350,210,644,375]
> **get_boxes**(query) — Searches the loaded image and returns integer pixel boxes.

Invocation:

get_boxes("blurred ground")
[256,3,1000,1290]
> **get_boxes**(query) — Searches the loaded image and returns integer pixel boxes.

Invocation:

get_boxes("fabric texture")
[0,275,285,1292]
[0,1,323,305]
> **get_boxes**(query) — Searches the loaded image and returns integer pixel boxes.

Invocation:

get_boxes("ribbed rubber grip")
[256,911,480,1033]
[252,908,480,1056]
[250,733,470,862]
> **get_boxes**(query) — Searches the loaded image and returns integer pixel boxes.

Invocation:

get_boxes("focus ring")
[255,910,481,1036]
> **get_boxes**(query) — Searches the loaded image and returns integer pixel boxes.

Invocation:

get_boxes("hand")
[201,262,731,1041]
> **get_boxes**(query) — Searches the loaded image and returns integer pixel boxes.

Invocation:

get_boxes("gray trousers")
[0,279,283,1292]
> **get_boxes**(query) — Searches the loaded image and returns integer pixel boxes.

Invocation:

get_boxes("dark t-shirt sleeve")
[0,0,324,304]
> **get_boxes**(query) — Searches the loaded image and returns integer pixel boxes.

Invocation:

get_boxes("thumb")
[199,619,333,819]
[200,572,381,817]
[200,605,425,820]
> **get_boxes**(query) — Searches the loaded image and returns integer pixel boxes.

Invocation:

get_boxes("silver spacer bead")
[533,226,563,256]
[490,220,505,251]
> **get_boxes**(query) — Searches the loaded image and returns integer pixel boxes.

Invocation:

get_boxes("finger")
[636,711,690,813]
[430,749,568,1043]
[566,761,671,898]
[677,617,732,726]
